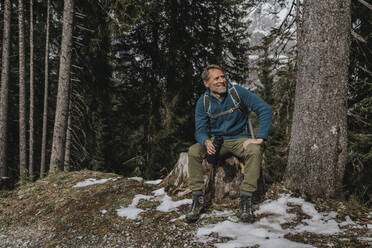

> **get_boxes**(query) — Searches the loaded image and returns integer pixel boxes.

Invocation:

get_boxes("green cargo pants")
[188,137,262,196]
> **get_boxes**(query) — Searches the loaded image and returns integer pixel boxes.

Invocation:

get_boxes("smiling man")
[186,64,272,223]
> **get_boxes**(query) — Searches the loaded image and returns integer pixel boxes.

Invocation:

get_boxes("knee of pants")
[244,144,262,159]
[188,143,205,159]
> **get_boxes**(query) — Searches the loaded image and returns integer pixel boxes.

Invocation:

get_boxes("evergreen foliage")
[254,34,296,186]
[345,0,372,205]
[107,0,253,178]
[0,0,369,206]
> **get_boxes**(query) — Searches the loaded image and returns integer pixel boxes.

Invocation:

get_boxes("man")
[186,64,272,223]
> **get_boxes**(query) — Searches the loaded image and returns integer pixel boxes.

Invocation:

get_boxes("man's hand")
[243,138,263,150]
[204,139,216,155]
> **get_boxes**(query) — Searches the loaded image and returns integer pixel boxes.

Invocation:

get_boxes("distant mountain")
[244,0,296,87]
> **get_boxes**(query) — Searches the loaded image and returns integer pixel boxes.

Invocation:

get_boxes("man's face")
[204,68,227,96]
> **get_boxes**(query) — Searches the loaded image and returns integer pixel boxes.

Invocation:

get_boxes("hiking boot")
[185,194,204,223]
[237,195,255,223]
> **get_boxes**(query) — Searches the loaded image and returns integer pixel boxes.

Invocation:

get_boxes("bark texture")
[50,0,74,173]
[29,0,35,179]
[0,0,11,178]
[285,0,350,197]
[162,152,264,204]
[64,100,72,172]
[40,0,51,178]
[18,0,27,178]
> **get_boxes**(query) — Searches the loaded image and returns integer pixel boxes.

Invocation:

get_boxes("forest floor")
[0,170,371,248]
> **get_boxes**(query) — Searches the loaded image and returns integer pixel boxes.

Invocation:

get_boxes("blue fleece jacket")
[194,84,272,146]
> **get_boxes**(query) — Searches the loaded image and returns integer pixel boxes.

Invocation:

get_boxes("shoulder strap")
[203,93,210,113]
[229,85,255,138]
[228,85,241,106]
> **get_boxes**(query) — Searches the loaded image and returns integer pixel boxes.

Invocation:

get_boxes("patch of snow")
[251,29,269,36]
[339,216,356,227]
[73,177,119,188]
[156,195,192,212]
[171,214,186,222]
[128,177,144,182]
[101,209,107,214]
[197,220,314,248]
[196,194,355,248]
[151,187,192,212]
[144,179,163,185]
[294,219,340,235]
[116,194,153,220]
[152,188,165,196]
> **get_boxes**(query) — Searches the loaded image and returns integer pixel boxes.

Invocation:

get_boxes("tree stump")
[161,152,264,204]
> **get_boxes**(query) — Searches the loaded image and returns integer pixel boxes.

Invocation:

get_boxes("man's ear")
[203,80,209,88]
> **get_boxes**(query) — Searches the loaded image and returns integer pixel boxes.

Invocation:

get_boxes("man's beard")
[211,85,227,96]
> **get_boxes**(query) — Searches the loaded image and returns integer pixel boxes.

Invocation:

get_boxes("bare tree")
[29,0,35,179]
[49,0,74,173]
[18,0,27,178]
[285,0,350,197]
[40,0,51,178]
[0,0,11,178]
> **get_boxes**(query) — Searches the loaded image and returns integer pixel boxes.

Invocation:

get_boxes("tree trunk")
[28,0,35,179]
[18,0,27,178]
[285,0,350,197]
[40,0,51,178]
[0,0,11,178]
[161,153,265,204]
[49,0,74,173]
[64,99,72,172]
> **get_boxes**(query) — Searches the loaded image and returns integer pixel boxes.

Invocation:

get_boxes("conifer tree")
[50,0,74,173]
[18,0,27,178]
[29,0,35,179]
[40,0,51,178]
[285,0,350,197]
[0,0,11,178]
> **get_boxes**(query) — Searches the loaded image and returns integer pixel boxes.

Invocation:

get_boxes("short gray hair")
[201,64,223,82]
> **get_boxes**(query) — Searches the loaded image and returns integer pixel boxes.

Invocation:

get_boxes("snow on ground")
[156,194,192,212]
[128,177,162,185]
[72,177,119,188]
[196,194,368,248]
[144,179,163,185]
[128,176,144,182]
[116,194,154,220]
[73,177,371,247]
[115,186,191,220]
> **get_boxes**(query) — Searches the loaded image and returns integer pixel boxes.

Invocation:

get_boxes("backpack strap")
[229,85,255,138]
[228,85,241,106]
[203,93,210,113]
[204,92,238,119]
[203,86,255,138]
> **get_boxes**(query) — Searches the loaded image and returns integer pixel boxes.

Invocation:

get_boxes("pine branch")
[357,65,372,77]
[358,0,372,11]
[277,0,296,32]
[76,25,94,33]
[351,30,367,43]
